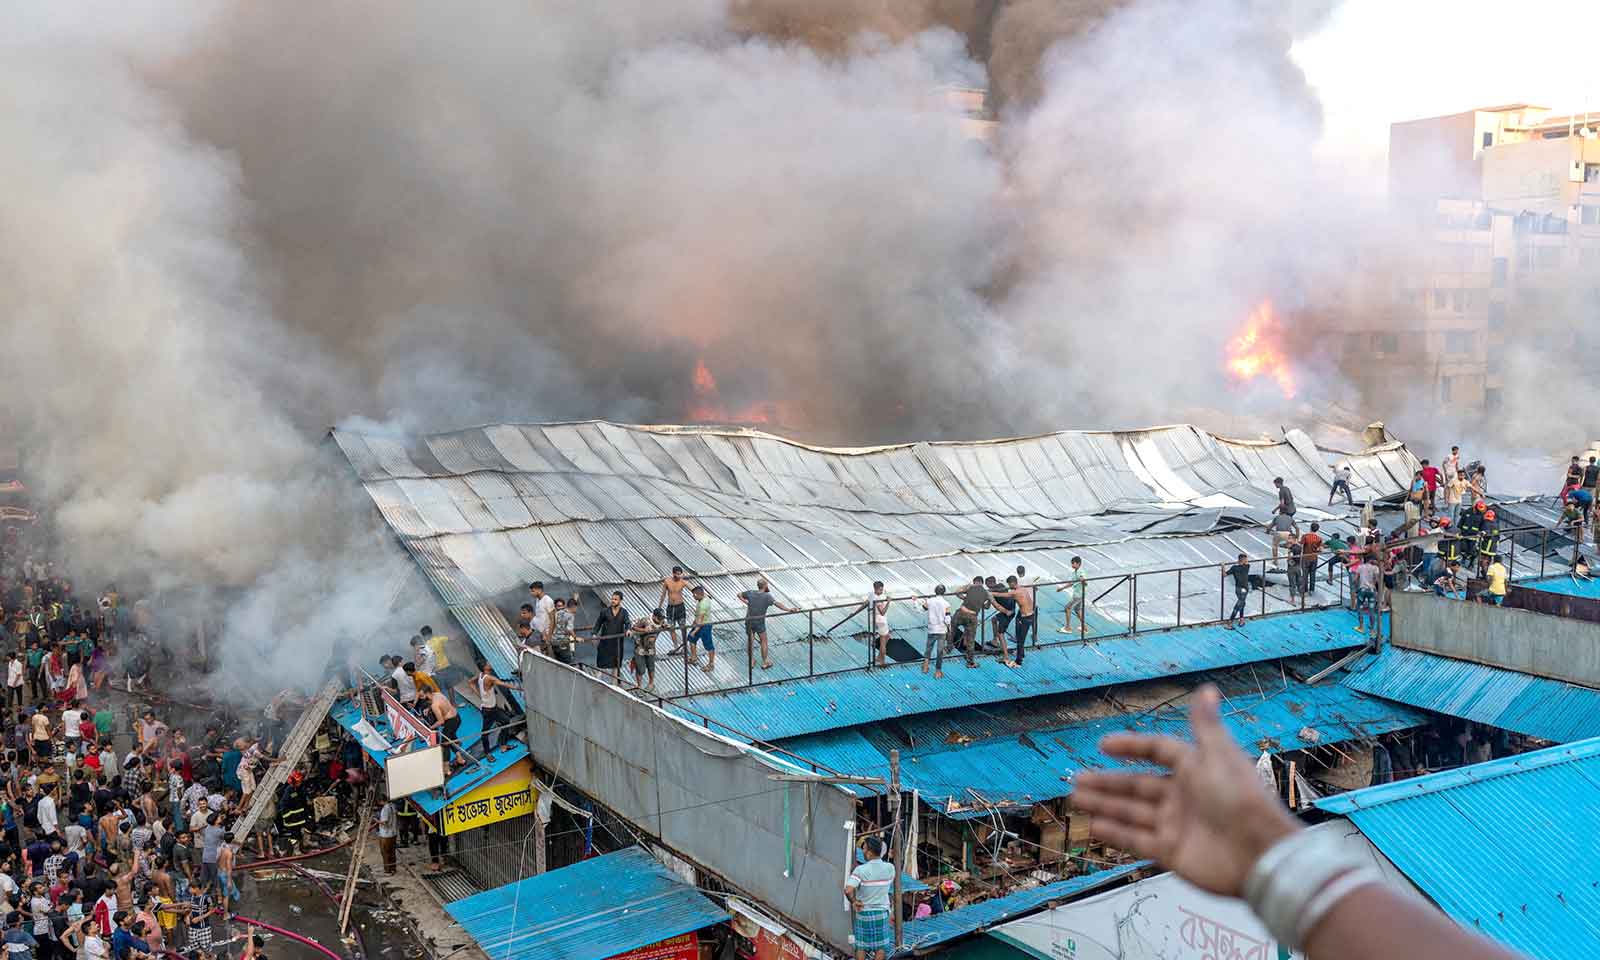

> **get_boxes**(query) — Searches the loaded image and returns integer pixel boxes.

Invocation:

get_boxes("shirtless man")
[658,567,690,655]
[992,575,1036,665]
[427,688,461,767]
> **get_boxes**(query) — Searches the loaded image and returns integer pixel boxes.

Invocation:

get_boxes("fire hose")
[238,837,354,870]
[230,915,347,960]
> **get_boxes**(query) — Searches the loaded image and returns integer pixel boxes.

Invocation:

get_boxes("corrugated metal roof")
[778,667,1427,813]
[1340,646,1600,744]
[326,422,1416,697]
[1315,739,1600,960]
[894,863,1146,955]
[669,609,1367,741]
[445,846,730,960]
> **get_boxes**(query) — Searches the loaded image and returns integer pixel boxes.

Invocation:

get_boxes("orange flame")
[688,358,775,425]
[1225,301,1296,398]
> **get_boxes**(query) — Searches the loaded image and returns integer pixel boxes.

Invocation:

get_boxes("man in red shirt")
[1420,459,1442,515]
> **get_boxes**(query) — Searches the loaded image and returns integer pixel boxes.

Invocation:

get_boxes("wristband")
[1296,866,1382,945]
[1243,830,1366,949]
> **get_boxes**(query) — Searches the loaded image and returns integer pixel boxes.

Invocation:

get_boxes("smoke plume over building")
[13,0,1584,688]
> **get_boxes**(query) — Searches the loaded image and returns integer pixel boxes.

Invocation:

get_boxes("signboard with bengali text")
[381,688,438,748]
[608,932,699,960]
[441,758,537,835]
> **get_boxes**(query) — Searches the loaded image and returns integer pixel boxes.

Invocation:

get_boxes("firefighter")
[1477,509,1501,576]
[1438,518,1461,573]
[396,799,420,848]
[277,769,310,851]
[1456,501,1485,565]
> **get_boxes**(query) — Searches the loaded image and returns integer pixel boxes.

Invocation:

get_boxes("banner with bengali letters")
[608,932,700,960]
[442,759,537,835]
[381,689,438,748]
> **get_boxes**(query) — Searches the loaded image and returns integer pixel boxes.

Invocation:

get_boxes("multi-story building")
[1339,105,1600,415]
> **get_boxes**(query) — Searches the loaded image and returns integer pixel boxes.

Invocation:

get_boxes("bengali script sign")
[610,932,700,960]
[381,689,438,748]
[441,760,537,835]
[1179,907,1270,960]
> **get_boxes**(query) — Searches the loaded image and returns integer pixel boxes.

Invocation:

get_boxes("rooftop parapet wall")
[1390,590,1600,689]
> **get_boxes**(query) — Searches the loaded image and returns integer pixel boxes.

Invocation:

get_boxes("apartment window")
[1492,257,1508,287]
[1440,375,1454,403]
[1486,387,1503,412]
[1583,205,1600,226]
[1375,333,1399,354]
[1445,331,1473,354]
[1536,245,1563,268]
[1487,301,1507,329]
[1587,163,1600,183]
[1482,131,1494,148]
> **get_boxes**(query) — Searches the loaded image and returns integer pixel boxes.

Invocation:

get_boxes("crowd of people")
[0,530,370,960]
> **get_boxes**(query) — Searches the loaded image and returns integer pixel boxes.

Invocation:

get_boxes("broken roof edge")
[1314,736,1600,814]
[328,419,1378,461]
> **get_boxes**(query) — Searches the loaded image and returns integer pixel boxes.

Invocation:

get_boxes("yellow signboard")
[442,759,538,836]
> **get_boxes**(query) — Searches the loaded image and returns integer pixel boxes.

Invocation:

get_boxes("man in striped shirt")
[844,836,896,960]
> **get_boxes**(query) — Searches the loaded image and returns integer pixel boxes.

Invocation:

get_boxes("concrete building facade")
[1338,104,1600,415]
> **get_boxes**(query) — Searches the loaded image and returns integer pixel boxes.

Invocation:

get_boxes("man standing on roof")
[472,659,516,754]
[920,586,950,678]
[591,592,630,685]
[1328,464,1354,506]
[841,582,893,668]
[1270,477,1298,573]
[1223,554,1250,629]
[629,610,665,690]
[526,582,555,648]
[1299,523,1323,598]
[737,578,795,671]
[994,576,1035,665]
[686,585,716,674]
[1420,459,1441,516]
[658,567,690,657]
[950,578,988,668]
[1056,556,1088,636]
[986,576,1015,658]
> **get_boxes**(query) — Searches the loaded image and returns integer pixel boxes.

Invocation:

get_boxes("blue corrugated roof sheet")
[894,863,1146,955]
[1315,739,1600,960]
[1340,646,1600,744]
[329,698,530,816]
[671,609,1366,741]
[1521,573,1600,600]
[781,675,1427,815]
[445,846,730,960]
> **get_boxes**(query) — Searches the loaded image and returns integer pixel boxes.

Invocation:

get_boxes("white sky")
[1293,0,1596,160]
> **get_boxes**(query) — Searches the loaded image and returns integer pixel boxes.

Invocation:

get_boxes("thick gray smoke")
[1,0,1394,692]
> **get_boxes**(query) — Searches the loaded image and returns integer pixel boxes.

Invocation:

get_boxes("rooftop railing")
[544,520,1580,701]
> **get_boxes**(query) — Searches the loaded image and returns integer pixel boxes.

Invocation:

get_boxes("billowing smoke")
[1,0,1411,692]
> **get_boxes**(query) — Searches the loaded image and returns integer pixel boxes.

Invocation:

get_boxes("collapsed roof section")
[330,420,1420,691]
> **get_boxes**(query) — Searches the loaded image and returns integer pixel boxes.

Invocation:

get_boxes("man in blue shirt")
[2,911,37,960]
[109,911,152,960]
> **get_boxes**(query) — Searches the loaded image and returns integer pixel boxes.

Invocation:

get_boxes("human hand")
[1071,685,1300,897]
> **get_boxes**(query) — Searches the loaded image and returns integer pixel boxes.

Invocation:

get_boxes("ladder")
[339,791,376,934]
[231,678,343,839]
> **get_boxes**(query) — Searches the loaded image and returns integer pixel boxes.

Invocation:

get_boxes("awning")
[444,846,731,960]
[894,863,1146,955]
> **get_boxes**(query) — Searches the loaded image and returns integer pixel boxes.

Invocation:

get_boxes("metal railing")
[540,519,1581,700]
